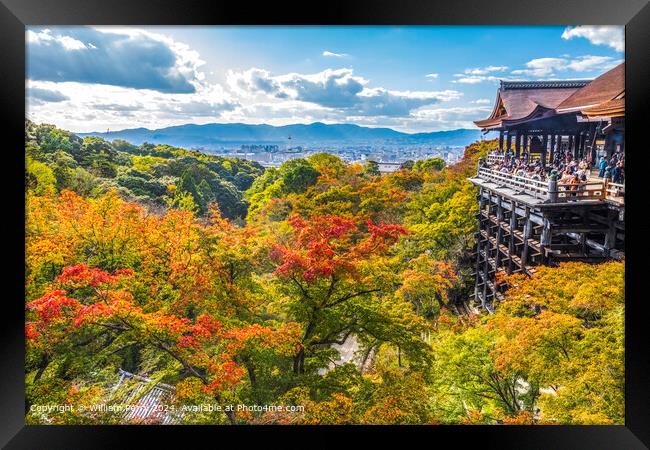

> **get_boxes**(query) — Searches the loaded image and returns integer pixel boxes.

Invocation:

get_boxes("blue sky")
[26,26,624,133]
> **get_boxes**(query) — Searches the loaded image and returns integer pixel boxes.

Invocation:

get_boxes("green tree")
[26,157,56,195]
[413,157,446,172]
[281,159,321,194]
[400,160,415,170]
[363,160,381,177]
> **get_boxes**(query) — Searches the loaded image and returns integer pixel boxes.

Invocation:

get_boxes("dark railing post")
[548,172,558,203]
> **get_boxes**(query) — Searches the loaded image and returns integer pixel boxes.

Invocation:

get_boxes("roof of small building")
[111,369,180,425]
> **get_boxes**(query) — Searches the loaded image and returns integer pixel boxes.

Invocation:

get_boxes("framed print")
[1,0,649,447]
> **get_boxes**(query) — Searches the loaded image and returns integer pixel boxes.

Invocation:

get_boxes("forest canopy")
[25,121,624,425]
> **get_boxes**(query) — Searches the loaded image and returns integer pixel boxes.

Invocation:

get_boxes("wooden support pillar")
[521,206,532,269]
[579,132,586,159]
[508,203,517,274]
[495,196,504,267]
[541,134,548,167]
[482,255,489,306]
[573,133,580,159]
[506,132,513,152]
[515,131,521,158]
[523,133,529,162]
[549,134,556,163]
[474,188,484,303]
[485,199,492,238]
[591,130,598,165]
[568,135,573,160]
[580,210,588,255]
[603,210,617,257]
[484,199,492,303]
[499,130,504,152]
[540,217,552,263]
[576,133,582,159]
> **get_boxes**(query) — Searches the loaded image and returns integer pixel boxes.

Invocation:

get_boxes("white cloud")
[28,86,70,104]
[453,75,504,84]
[463,65,508,75]
[27,29,88,51]
[511,55,621,77]
[472,98,491,105]
[511,57,566,76]
[454,77,486,84]
[413,105,491,120]
[26,79,239,132]
[561,26,624,52]
[451,66,510,84]
[404,105,493,130]
[26,28,478,133]
[27,27,206,93]
[58,35,88,51]
[566,55,620,72]
[226,68,282,97]
[322,50,349,58]
[226,67,461,117]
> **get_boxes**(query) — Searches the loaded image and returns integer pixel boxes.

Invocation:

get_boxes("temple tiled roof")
[474,63,625,130]
[500,80,591,90]
[556,63,624,114]
[474,81,588,130]
[581,97,625,118]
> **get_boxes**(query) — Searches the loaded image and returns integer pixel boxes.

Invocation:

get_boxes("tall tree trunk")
[293,347,305,374]
[294,315,317,374]
[33,353,50,383]
[246,364,257,389]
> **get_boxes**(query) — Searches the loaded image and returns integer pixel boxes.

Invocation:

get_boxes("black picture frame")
[2,0,648,448]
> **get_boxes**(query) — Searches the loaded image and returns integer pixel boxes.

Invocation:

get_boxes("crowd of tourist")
[484,148,625,186]
[597,151,625,184]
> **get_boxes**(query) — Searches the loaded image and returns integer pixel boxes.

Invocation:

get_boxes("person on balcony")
[559,169,571,183]
[610,160,619,184]
[598,156,607,178]
[580,159,591,178]
[615,160,624,184]
[569,173,581,197]
[530,168,543,182]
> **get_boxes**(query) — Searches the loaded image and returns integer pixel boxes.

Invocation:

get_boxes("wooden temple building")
[469,63,625,311]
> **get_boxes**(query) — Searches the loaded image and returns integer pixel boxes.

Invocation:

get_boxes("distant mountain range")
[80,122,485,150]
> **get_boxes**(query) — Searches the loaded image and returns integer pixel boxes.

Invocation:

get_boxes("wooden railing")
[487,153,506,165]
[486,152,542,165]
[604,180,625,202]
[551,181,605,201]
[476,168,611,203]
[478,167,548,199]
[480,158,624,205]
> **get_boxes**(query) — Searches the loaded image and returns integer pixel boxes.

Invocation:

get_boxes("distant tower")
[287,135,292,151]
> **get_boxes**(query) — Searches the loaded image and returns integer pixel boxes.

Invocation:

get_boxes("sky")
[25,26,624,134]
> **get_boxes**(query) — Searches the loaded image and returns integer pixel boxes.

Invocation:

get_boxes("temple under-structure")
[469,63,625,311]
